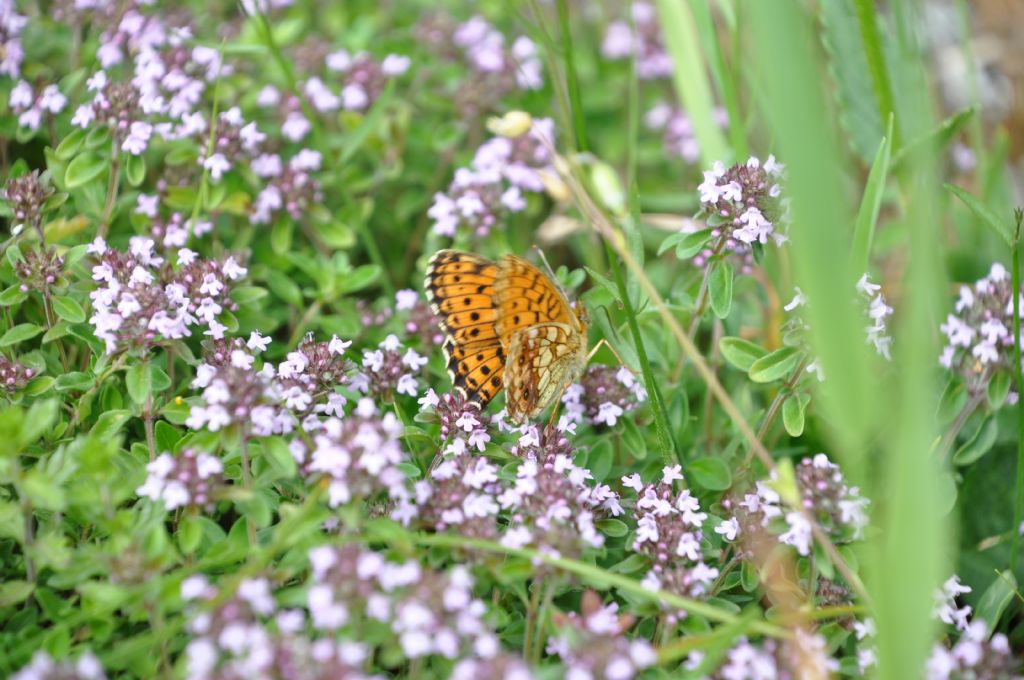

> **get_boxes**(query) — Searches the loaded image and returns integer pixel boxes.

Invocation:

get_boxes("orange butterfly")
[424,249,589,425]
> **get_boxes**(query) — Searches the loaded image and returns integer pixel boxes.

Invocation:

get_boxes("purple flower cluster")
[0,354,35,393]
[350,333,426,400]
[546,591,656,680]
[645,103,728,164]
[500,426,623,556]
[395,289,445,348]
[719,453,869,558]
[601,2,672,79]
[429,117,556,239]
[290,398,410,511]
[250,148,323,225]
[696,156,789,263]
[309,546,500,661]
[0,1,27,78]
[622,466,718,617]
[11,651,105,680]
[317,49,410,112]
[940,262,1024,394]
[684,630,838,679]
[187,332,352,435]
[414,453,502,541]
[562,365,647,427]
[135,448,224,512]
[15,246,65,294]
[9,80,66,130]
[926,619,1019,680]
[783,273,894,380]
[88,236,247,354]
[418,388,493,456]
[3,170,53,237]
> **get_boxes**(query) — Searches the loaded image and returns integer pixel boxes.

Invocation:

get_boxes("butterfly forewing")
[493,255,579,340]
[425,250,505,408]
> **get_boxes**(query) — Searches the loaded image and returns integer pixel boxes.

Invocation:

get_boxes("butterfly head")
[571,300,589,330]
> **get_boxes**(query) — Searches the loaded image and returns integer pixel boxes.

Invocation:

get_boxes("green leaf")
[0,580,35,607]
[748,346,802,383]
[0,323,43,347]
[986,371,1012,411]
[22,399,58,445]
[782,393,811,437]
[945,183,1015,247]
[64,153,107,189]
[178,514,203,554]
[271,220,293,255]
[708,260,734,318]
[230,286,268,305]
[125,153,146,187]
[851,118,893,273]
[91,409,132,439]
[937,378,967,424]
[596,518,629,537]
[21,469,65,511]
[952,416,998,466]
[339,264,381,294]
[126,363,152,405]
[893,108,974,171]
[688,456,732,490]
[51,295,86,323]
[819,0,885,163]
[55,372,92,392]
[25,376,54,396]
[0,284,27,306]
[974,571,1017,636]
[5,243,23,267]
[154,421,180,453]
[740,560,759,592]
[265,270,302,306]
[54,128,87,160]
[43,320,72,343]
[719,337,768,371]
[657,228,714,259]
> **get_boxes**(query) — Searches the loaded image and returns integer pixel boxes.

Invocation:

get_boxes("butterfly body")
[425,249,588,424]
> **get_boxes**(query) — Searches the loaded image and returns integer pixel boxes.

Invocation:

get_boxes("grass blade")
[851,115,893,273]
[654,0,729,165]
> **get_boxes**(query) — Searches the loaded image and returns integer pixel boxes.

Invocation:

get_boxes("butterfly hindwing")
[504,323,586,424]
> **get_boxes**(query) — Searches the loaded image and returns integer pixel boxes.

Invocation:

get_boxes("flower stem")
[936,390,985,463]
[240,431,257,546]
[1010,208,1024,572]
[98,142,120,239]
[522,578,544,662]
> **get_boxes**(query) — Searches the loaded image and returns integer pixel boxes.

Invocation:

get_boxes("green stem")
[1010,209,1023,572]
[605,239,678,465]
[853,0,899,146]
[556,0,587,152]
[522,577,544,662]
[414,532,788,637]
[532,578,557,664]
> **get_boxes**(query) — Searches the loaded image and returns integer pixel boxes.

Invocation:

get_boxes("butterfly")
[424,249,589,425]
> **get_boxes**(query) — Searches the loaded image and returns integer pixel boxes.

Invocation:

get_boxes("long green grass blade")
[655,0,730,165]
[851,115,893,273]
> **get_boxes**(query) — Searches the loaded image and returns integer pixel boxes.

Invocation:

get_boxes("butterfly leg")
[585,338,638,377]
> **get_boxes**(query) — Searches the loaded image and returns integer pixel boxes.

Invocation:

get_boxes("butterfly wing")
[424,250,507,409]
[504,322,587,424]
[493,255,579,343]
